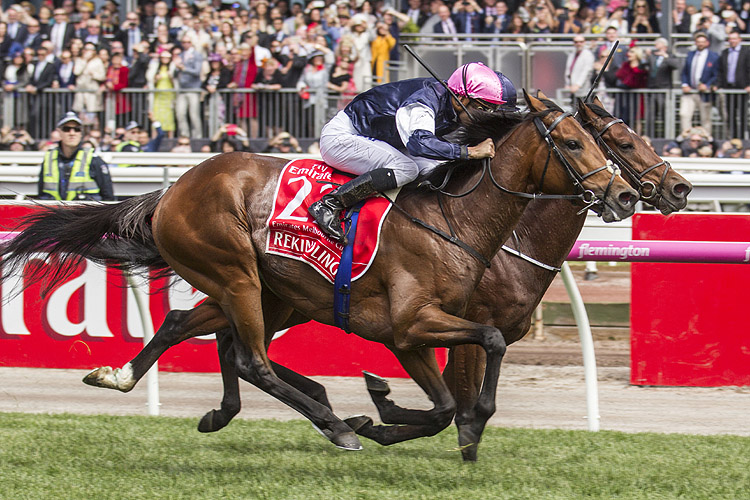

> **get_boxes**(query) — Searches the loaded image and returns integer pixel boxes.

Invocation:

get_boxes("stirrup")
[309,197,347,244]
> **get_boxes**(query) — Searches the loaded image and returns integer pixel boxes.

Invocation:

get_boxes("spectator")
[84,19,109,50]
[597,26,628,68]
[55,49,76,113]
[215,20,240,53]
[349,14,373,92]
[202,53,233,123]
[1,126,35,151]
[22,17,42,51]
[680,32,719,136]
[628,0,659,36]
[119,12,144,61]
[106,52,130,127]
[528,0,559,40]
[503,13,530,40]
[433,4,458,39]
[210,123,251,152]
[145,1,171,40]
[716,30,750,140]
[171,135,193,153]
[49,9,74,56]
[404,0,428,29]
[128,40,151,128]
[252,57,284,136]
[328,55,356,109]
[230,42,260,137]
[673,0,692,33]
[174,36,204,138]
[645,38,681,137]
[694,11,726,54]
[146,49,177,138]
[370,21,395,85]
[38,112,114,201]
[26,41,58,139]
[276,37,308,88]
[605,0,629,35]
[589,4,609,34]
[564,35,594,103]
[679,129,711,156]
[265,130,302,153]
[454,0,482,37]
[5,6,28,47]
[296,48,333,136]
[615,45,648,130]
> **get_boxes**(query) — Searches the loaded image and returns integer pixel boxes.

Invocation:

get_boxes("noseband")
[585,116,672,205]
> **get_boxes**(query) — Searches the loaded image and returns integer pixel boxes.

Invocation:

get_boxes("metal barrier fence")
[3,34,750,141]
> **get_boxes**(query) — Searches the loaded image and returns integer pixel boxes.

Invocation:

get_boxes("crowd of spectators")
[1,0,750,155]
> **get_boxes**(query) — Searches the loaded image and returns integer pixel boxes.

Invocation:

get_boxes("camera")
[281,138,292,147]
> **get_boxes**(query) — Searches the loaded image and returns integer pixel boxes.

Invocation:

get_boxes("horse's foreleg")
[83,300,229,392]
[345,346,457,446]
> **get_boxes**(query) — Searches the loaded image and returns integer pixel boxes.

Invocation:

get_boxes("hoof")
[82,364,136,392]
[344,414,374,434]
[362,371,390,393]
[457,425,480,462]
[198,409,234,433]
[311,422,363,451]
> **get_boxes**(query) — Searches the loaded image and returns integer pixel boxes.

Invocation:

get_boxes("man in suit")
[645,37,681,137]
[433,4,458,40]
[717,30,750,139]
[680,32,720,135]
[454,0,482,38]
[49,9,75,56]
[6,6,28,46]
[564,35,594,104]
[404,0,428,28]
[672,0,691,33]
[22,18,44,51]
[25,41,59,138]
[482,0,509,33]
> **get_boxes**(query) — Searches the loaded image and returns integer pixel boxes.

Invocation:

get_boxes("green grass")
[0,413,748,500]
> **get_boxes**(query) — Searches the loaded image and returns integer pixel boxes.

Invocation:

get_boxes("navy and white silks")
[319,78,465,186]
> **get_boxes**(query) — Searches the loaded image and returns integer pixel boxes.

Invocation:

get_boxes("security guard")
[114,120,142,167]
[38,112,115,201]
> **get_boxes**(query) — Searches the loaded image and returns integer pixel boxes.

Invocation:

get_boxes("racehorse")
[1,92,638,454]
[81,96,690,460]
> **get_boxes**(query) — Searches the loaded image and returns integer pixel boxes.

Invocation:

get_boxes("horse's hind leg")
[345,346,457,445]
[83,299,228,391]
[198,328,241,432]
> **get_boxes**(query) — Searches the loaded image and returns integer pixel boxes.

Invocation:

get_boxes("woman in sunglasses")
[309,61,517,244]
[38,112,114,201]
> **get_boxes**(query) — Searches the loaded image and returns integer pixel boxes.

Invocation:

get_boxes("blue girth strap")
[333,202,364,332]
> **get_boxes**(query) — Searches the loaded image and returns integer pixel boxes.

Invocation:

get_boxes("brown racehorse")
[82,97,691,460]
[1,92,638,454]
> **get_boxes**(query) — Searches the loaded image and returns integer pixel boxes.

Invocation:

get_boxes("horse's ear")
[536,89,549,100]
[524,89,542,112]
[591,95,605,109]
[576,98,593,120]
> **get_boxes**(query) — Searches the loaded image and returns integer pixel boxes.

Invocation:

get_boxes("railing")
[1,153,748,212]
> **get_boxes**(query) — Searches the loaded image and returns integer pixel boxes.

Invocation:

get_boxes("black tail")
[1,190,170,292]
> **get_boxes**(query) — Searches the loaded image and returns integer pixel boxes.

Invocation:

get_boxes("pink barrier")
[569,240,750,264]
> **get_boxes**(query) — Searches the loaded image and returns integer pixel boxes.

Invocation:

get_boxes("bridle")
[583,114,674,208]
[406,106,625,267]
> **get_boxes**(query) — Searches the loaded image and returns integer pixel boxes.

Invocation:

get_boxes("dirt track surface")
[2,268,748,436]
[2,349,749,436]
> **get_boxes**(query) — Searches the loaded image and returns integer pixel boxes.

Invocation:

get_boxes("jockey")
[309,61,517,245]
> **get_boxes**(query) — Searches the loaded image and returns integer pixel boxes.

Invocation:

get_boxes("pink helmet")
[446,62,506,106]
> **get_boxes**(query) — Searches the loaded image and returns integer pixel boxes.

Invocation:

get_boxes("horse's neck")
[447,124,541,263]
[508,199,587,270]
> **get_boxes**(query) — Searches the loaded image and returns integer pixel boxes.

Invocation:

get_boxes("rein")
[395,107,619,268]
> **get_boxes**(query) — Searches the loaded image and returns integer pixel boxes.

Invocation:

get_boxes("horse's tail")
[1,190,170,292]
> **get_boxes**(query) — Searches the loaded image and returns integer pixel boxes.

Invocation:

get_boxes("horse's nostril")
[673,183,692,197]
[619,191,635,207]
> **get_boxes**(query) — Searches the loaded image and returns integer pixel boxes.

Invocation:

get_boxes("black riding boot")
[309,168,398,245]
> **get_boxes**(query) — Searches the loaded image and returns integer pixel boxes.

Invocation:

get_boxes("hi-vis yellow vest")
[42,148,99,201]
[115,140,141,167]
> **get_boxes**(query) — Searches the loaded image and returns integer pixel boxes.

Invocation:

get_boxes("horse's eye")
[565,140,581,150]
[619,143,635,151]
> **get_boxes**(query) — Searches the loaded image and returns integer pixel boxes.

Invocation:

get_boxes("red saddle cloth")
[265,159,394,284]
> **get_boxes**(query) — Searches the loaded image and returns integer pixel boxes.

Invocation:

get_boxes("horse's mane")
[583,101,613,119]
[419,100,563,187]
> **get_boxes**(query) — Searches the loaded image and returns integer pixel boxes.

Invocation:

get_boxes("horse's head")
[577,97,692,215]
[524,90,638,223]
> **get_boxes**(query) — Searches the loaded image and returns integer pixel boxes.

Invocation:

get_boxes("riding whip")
[403,44,473,117]
[583,40,619,104]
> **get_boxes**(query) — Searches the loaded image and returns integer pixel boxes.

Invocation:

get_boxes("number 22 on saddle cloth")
[266,158,397,284]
